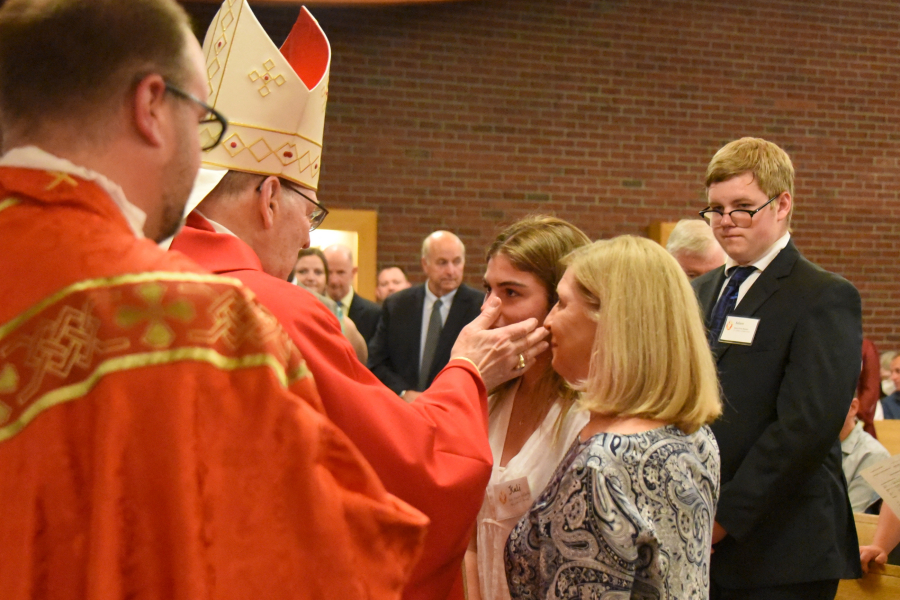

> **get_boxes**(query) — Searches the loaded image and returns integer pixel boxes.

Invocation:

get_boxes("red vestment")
[0,166,427,600]
[171,212,493,600]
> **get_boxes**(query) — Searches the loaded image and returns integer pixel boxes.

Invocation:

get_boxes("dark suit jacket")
[347,292,381,343]
[368,283,483,393]
[693,240,862,589]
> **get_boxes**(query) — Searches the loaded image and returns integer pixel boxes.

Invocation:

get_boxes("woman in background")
[294,246,368,362]
[506,235,722,600]
[465,216,591,600]
[295,247,329,295]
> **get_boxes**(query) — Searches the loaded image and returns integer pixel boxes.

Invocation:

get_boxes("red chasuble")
[172,212,493,600]
[0,167,427,600]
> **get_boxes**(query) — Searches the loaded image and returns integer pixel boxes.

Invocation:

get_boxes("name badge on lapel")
[719,316,760,345]
[491,476,533,520]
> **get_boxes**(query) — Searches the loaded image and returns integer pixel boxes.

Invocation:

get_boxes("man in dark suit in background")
[369,230,483,400]
[693,137,862,600]
[323,243,381,343]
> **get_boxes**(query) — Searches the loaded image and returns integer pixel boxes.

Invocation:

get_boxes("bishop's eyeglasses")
[283,180,329,232]
[256,178,330,232]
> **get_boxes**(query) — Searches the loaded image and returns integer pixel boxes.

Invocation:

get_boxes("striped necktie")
[708,266,756,346]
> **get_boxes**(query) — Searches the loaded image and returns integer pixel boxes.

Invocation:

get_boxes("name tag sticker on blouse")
[719,316,760,345]
[491,476,533,521]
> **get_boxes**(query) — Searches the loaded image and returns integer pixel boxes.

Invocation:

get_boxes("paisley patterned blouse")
[504,425,719,600]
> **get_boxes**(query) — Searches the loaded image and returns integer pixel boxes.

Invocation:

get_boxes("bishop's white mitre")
[187,0,331,214]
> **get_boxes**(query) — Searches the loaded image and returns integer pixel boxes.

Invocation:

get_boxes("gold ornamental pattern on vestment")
[0,272,312,442]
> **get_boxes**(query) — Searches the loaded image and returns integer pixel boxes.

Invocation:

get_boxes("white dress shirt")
[718,231,791,305]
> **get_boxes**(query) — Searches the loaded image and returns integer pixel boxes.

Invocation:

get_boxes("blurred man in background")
[376,265,411,302]
[667,218,725,279]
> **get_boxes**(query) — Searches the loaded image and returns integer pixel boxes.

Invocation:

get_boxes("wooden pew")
[837,512,900,598]
[854,512,900,564]
[836,562,900,599]
[874,420,900,456]
[854,512,879,545]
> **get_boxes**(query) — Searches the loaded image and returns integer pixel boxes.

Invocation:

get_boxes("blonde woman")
[505,235,722,599]
[465,216,591,600]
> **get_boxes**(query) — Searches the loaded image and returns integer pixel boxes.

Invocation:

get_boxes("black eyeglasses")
[164,83,228,152]
[257,178,329,232]
[699,194,780,228]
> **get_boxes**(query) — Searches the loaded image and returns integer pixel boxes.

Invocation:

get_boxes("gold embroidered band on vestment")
[0,272,312,442]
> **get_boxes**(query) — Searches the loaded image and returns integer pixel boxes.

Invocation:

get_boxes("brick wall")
[186,0,900,350]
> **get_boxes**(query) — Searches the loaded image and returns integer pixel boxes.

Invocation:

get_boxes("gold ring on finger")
[516,353,526,370]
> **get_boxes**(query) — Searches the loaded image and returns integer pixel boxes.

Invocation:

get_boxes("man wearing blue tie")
[692,137,862,600]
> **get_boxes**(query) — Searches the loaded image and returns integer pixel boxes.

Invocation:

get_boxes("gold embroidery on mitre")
[214,34,227,56]
[207,59,221,82]
[222,133,245,157]
[198,1,331,191]
[204,0,243,107]
[248,59,287,97]
[296,151,319,177]
[220,2,236,30]
[199,123,220,153]
[274,143,299,166]
[249,138,275,161]
[217,132,320,171]
[226,120,323,144]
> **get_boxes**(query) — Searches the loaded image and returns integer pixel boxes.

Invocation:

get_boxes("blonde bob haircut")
[564,235,722,434]
[706,137,795,222]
